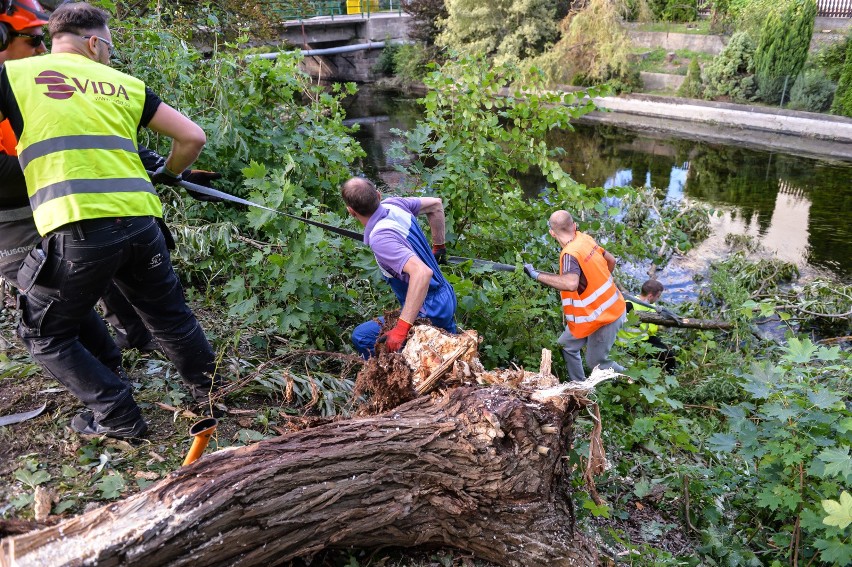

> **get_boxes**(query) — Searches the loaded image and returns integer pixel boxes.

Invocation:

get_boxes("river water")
[344,87,852,298]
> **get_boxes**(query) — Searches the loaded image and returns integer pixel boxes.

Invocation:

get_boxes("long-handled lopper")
[167,177,688,320]
[168,176,518,272]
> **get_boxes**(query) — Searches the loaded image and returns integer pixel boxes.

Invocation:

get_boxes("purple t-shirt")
[364,197,422,283]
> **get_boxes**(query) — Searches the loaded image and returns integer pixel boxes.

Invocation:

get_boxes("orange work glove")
[382,318,412,352]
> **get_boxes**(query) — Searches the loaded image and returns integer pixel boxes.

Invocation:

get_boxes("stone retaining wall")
[640,72,686,92]
[629,31,726,54]
[586,94,852,161]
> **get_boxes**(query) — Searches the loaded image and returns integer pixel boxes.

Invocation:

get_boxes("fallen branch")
[636,311,733,330]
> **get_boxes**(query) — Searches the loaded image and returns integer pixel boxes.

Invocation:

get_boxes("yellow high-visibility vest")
[6,53,161,235]
[618,300,659,341]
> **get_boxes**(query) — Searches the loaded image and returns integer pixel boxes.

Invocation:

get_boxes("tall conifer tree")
[831,38,852,116]
[753,0,817,104]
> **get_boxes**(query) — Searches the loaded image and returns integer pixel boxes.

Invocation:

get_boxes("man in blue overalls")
[341,177,457,357]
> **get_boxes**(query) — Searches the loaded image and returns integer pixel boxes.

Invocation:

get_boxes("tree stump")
[1,386,599,566]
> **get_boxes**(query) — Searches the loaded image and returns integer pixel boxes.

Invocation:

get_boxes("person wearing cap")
[523,210,626,381]
[0,0,50,285]
[0,2,222,439]
[341,177,457,357]
[0,0,132,370]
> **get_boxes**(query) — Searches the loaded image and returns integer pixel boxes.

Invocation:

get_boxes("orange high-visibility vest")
[559,232,626,339]
[0,119,17,156]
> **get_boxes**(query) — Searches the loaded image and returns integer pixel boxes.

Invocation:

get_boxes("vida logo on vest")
[34,70,129,101]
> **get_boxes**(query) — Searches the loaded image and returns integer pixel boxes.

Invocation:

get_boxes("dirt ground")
[0,301,696,565]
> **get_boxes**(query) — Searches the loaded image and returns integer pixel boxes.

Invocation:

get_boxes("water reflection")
[343,88,852,280]
[548,123,851,280]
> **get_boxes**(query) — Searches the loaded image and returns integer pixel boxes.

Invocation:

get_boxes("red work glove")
[432,243,447,265]
[382,318,412,352]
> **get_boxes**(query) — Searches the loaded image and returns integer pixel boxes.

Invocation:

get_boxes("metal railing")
[264,0,403,20]
[698,0,852,17]
[817,0,852,17]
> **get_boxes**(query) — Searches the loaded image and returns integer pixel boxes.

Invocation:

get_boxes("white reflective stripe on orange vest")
[561,275,616,309]
[564,286,623,324]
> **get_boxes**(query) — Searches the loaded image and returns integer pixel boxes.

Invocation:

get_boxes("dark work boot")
[187,375,227,418]
[113,366,132,385]
[71,410,148,439]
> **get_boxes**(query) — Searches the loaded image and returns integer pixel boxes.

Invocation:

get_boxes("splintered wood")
[400,325,560,395]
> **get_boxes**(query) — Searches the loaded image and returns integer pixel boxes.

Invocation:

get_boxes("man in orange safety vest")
[523,210,626,381]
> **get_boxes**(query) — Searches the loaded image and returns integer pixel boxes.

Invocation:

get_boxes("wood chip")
[33,486,56,522]
[148,451,165,463]
[134,471,159,481]
[224,408,257,415]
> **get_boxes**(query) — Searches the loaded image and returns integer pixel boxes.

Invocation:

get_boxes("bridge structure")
[266,1,412,82]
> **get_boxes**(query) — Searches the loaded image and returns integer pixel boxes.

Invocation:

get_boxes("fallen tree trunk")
[636,311,733,330]
[1,386,599,567]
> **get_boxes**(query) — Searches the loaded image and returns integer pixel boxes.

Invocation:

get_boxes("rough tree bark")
[1,386,599,567]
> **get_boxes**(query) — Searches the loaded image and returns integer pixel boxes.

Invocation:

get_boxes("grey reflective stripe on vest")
[0,206,33,222]
[29,178,156,210]
[18,135,137,170]
[564,290,622,324]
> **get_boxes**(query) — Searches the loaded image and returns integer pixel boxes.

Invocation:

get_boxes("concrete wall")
[640,72,685,92]
[299,49,385,82]
[631,18,851,56]
[629,31,725,54]
[814,16,852,31]
[364,13,412,42]
[585,94,852,161]
[280,13,411,48]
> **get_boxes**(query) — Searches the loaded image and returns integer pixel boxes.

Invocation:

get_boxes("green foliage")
[385,56,708,368]
[95,473,126,500]
[703,342,851,565]
[437,0,559,65]
[823,491,852,530]
[114,20,363,199]
[105,16,370,349]
[401,0,448,46]
[393,43,434,82]
[648,0,698,22]
[13,460,51,489]
[831,37,852,117]
[703,31,758,101]
[374,43,400,75]
[727,0,777,39]
[769,279,852,337]
[677,57,703,98]
[787,70,837,113]
[753,0,817,104]
[710,253,799,295]
[536,0,637,87]
[815,30,851,83]
[375,41,438,83]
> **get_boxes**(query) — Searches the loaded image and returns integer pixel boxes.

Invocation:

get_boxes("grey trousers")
[558,314,626,381]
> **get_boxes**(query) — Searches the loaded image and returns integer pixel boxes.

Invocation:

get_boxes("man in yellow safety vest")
[0,2,221,439]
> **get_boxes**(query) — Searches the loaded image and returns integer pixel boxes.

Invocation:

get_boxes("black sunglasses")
[11,31,44,48]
